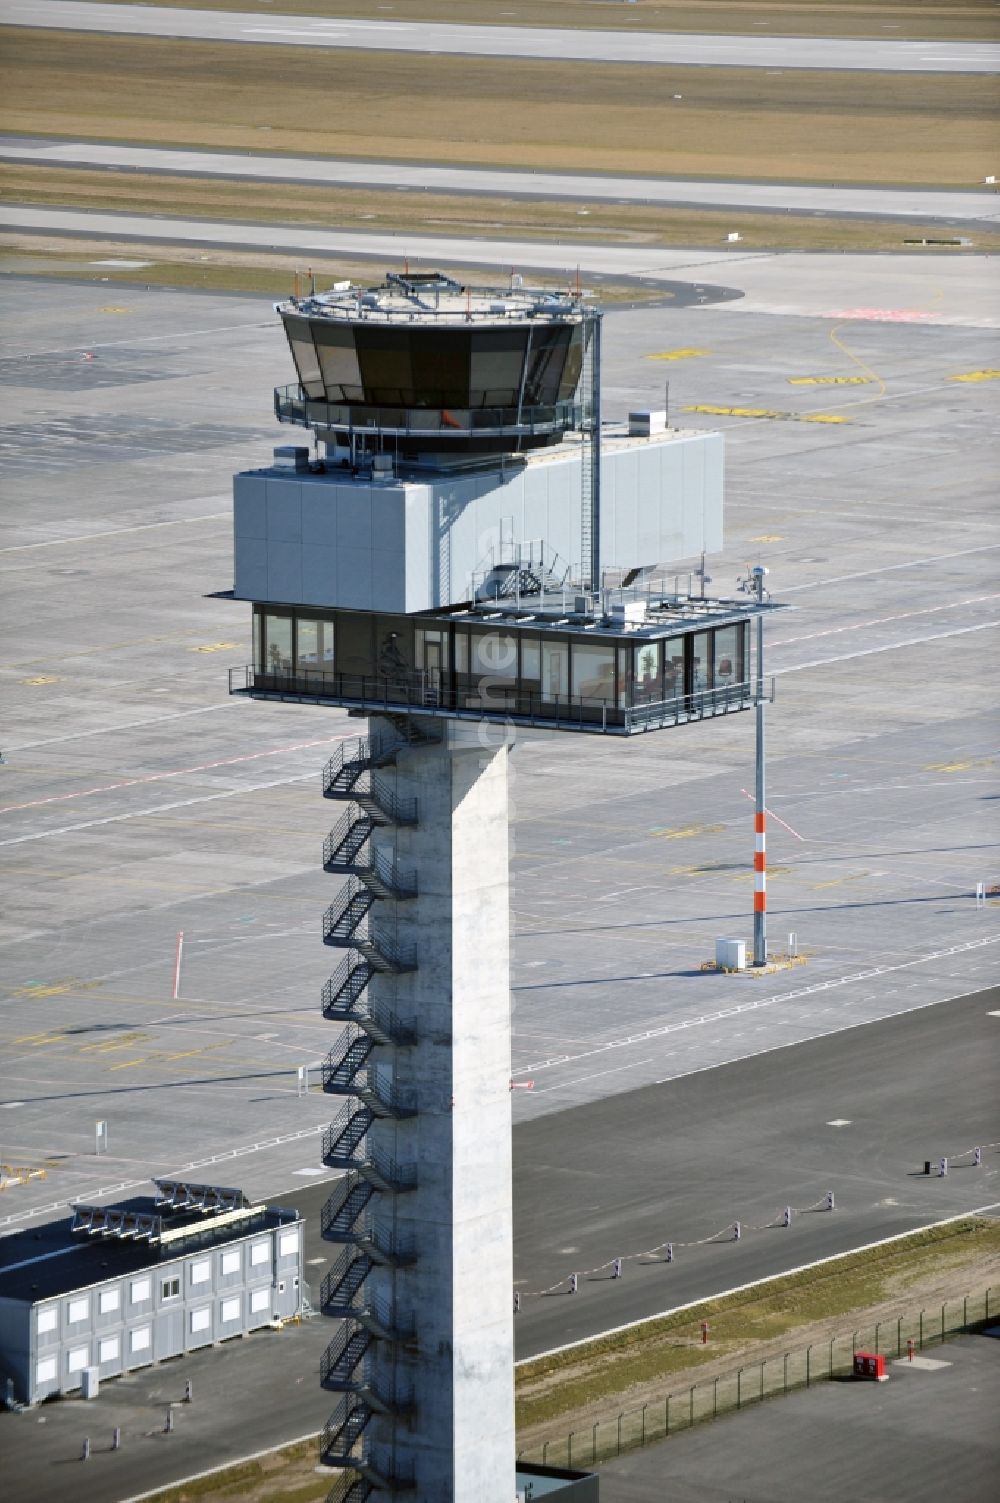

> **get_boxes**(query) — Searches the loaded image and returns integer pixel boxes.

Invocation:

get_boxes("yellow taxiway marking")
[12,978,98,999]
[813,872,871,889]
[924,756,993,773]
[684,405,850,424]
[19,675,62,686]
[79,1033,150,1054]
[645,348,710,362]
[749,534,784,543]
[190,642,240,654]
[787,375,872,386]
[12,1030,69,1047]
[650,823,726,840]
[949,370,1000,382]
[98,306,130,314]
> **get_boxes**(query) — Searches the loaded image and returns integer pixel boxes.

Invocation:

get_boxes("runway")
[5,137,997,227]
[512,986,1000,1359]
[4,2,999,73]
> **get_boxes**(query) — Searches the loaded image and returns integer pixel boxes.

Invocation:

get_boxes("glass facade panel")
[691,631,712,693]
[633,640,662,704]
[263,614,293,675]
[471,630,517,682]
[664,641,685,702]
[521,638,541,681]
[296,617,334,676]
[713,625,739,687]
[470,328,528,407]
[313,323,362,399]
[283,316,323,398]
[454,631,469,673]
[557,324,586,401]
[572,641,616,703]
[541,641,568,701]
[410,328,469,408]
[524,326,572,406]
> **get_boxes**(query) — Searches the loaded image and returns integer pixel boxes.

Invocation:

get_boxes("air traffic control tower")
[228,272,776,1502]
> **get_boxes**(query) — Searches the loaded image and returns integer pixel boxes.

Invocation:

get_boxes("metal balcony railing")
[322,1030,376,1095]
[323,814,417,900]
[323,1471,373,1503]
[321,1395,373,1465]
[274,382,580,441]
[321,963,417,1045]
[231,666,762,736]
[322,883,416,973]
[322,1172,376,1240]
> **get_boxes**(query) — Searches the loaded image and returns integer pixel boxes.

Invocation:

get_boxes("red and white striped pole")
[752,566,769,966]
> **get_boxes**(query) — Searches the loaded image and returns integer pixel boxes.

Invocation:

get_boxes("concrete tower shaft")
[320,719,514,1501]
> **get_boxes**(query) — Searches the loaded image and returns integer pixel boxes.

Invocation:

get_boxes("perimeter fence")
[518,1287,995,1470]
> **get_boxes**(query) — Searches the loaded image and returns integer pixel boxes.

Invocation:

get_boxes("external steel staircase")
[319,732,423,1494]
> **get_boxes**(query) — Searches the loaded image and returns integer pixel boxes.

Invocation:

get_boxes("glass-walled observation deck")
[229,593,782,736]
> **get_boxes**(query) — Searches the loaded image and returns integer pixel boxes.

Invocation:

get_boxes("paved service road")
[5,137,997,227]
[4,2,1000,73]
[512,986,1000,1359]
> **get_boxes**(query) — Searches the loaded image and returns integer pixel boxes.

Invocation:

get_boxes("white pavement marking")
[0,319,271,361]
[0,1124,328,1228]
[0,511,229,552]
[0,771,322,846]
[5,4,998,72]
[512,936,1000,1078]
[3,139,996,224]
[5,702,239,752]
[772,620,1000,674]
[0,734,348,814]
[769,596,1000,648]
[826,1119,853,1127]
[781,545,1000,594]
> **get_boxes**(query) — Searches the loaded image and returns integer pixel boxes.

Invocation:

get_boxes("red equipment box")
[853,1351,886,1380]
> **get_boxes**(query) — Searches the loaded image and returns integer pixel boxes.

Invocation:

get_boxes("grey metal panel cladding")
[235,535,268,600]
[154,1307,185,1361]
[265,477,303,543]
[266,539,303,603]
[234,475,267,539]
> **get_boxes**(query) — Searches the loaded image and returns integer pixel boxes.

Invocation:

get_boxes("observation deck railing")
[231,665,765,736]
[274,384,581,440]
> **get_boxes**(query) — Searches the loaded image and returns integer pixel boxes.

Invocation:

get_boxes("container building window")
[98,1288,120,1315]
[130,1277,151,1305]
[161,1276,181,1301]
[36,1357,57,1384]
[67,1346,89,1374]
[98,1336,119,1363]
[67,1297,89,1324]
[220,1250,241,1277]
[250,1287,270,1314]
[691,630,712,692]
[250,1241,270,1267]
[572,642,616,703]
[221,1297,241,1323]
[262,614,293,675]
[279,1230,299,1258]
[37,1308,58,1335]
[541,642,568,701]
[130,1327,151,1354]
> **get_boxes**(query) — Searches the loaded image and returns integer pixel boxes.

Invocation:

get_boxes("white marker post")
[95,1120,108,1157]
[172,930,184,999]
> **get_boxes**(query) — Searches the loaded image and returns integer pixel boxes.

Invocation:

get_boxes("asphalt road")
[512,985,1000,1359]
[4,1,999,73]
[5,137,997,227]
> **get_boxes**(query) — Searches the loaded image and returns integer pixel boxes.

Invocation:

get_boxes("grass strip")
[2,166,995,256]
[515,1215,1000,1430]
[127,1437,327,1503]
[83,0,1000,45]
[1,31,995,186]
[0,241,669,304]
